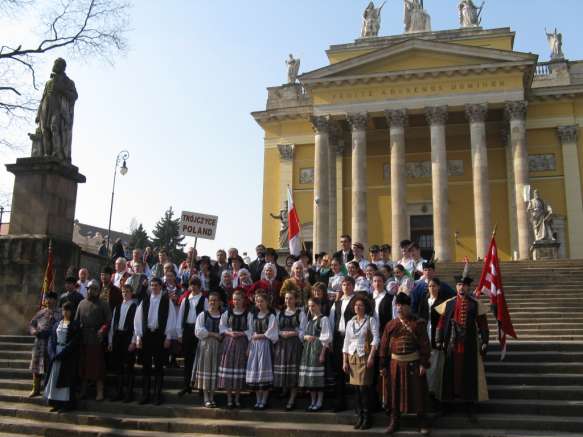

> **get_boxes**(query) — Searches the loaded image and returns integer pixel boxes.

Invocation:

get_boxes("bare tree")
[0,0,130,149]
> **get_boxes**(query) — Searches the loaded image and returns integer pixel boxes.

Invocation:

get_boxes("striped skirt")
[246,338,273,389]
[29,338,48,375]
[192,337,222,391]
[298,339,325,389]
[218,335,248,390]
[273,336,302,388]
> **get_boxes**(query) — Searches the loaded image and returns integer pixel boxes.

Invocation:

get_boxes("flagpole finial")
[491,224,498,239]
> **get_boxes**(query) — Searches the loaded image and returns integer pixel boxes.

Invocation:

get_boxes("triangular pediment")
[300,39,537,83]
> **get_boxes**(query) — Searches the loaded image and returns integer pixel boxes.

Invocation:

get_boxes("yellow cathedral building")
[252,11,583,262]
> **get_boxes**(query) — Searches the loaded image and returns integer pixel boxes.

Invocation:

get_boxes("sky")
[1,0,582,258]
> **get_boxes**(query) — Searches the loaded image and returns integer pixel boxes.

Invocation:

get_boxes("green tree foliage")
[151,207,186,263]
[128,223,151,251]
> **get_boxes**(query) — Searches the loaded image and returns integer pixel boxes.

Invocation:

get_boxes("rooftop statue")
[404,0,431,33]
[545,28,565,60]
[361,1,386,38]
[459,0,484,28]
[286,54,300,84]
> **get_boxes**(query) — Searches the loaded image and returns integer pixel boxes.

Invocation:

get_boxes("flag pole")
[491,224,498,239]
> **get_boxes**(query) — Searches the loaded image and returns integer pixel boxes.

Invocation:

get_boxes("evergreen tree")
[151,207,186,262]
[129,223,151,251]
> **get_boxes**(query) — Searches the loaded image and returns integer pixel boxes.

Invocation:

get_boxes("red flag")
[40,241,55,308]
[287,187,302,257]
[475,236,517,360]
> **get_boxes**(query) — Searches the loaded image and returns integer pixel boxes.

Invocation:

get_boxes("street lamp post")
[106,150,130,256]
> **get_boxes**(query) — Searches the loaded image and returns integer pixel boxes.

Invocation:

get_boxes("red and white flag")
[287,186,302,257]
[475,236,517,360]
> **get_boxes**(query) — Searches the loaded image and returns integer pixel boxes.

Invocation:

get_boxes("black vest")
[334,296,355,334]
[142,293,170,334]
[112,301,137,335]
[182,292,206,327]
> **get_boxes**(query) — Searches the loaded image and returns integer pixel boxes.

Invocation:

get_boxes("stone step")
[489,385,583,401]
[488,342,583,352]
[0,351,30,360]
[485,362,583,373]
[480,399,583,417]
[486,351,583,363]
[486,372,583,386]
[0,342,35,351]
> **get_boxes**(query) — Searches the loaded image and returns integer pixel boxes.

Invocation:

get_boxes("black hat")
[454,275,473,286]
[101,266,114,275]
[422,262,435,270]
[395,292,411,306]
[369,244,381,253]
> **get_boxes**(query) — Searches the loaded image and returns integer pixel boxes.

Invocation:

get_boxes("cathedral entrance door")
[410,215,434,260]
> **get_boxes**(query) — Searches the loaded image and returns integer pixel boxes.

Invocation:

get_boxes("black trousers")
[333,332,347,404]
[112,331,135,377]
[181,324,198,389]
[142,330,166,378]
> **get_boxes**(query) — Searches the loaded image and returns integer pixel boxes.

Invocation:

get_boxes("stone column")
[385,109,408,254]
[466,103,491,259]
[336,141,345,243]
[502,129,519,259]
[276,144,294,209]
[557,125,583,258]
[311,116,331,254]
[347,113,369,248]
[426,106,452,261]
[328,123,342,252]
[505,101,530,260]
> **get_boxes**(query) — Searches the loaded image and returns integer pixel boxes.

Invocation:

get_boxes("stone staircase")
[0,260,582,436]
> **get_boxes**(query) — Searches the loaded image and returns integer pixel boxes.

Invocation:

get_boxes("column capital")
[557,125,579,144]
[347,112,368,132]
[310,115,331,134]
[329,121,343,144]
[277,144,294,161]
[465,103,488,123]
[504,101,528,122]
[425,106,448,126]
[384,109,408,128]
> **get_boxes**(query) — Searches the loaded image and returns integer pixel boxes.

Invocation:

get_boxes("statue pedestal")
[5,157,86,240]
[531,240,560,260]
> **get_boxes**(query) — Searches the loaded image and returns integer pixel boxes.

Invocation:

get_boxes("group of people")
[28,237,490,434]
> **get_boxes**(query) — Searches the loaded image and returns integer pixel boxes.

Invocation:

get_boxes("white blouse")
[342,315,380,357]
[277,309,308,342]
[194,311,222,341]
[218,309,254,341]
[305,315,332,347]
[251,312,279,344]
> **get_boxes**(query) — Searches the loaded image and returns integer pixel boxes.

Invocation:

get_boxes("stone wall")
[0,235,81,334]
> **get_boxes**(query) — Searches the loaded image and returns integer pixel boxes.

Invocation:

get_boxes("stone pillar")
[466,103,491,259]
[336,141,345,243]
[276,144,294,209]
[385,109,408,254]
[347,113,368,248]
[311,116,331,254]
[426,106,452,261]
[557,125,583,258]
[502,129,519,259]
[505,101,530,260]
[328,123,341,252]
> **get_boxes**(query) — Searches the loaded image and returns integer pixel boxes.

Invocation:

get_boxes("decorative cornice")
[504,101,528,122]
[425,106,448,126]
[347,113,368,132]
[384,109,408,129]
[465,103,488,124]
[277,144,295,161]
[310,115,330,134]
[557,125,579,144]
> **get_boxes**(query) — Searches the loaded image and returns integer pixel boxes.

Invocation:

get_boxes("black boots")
[139,375,150,404]
[154,374,164,405]
[123,374,134,403]
[385,413,400,435]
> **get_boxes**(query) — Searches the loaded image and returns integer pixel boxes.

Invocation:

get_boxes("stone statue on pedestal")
[31,58,78,162]
[286,54,301,84]
[361,1,386,38]
[545,28,565,60]
[527,189,556,242]
[270,201,289,249]
[404,0,431,33]
[458,0,484,28]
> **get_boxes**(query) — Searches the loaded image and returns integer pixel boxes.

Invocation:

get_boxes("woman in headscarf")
[253,263,283,310]
[280,261,311,308]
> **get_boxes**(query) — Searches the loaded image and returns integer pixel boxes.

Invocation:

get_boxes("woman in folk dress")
[246,292,279,410]
[273,290,306,410]
[298,297,332,412]
[192,292,223,408]
[218,290,253,408]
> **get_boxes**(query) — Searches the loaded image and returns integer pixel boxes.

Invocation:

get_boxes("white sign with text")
[180,211,218,240]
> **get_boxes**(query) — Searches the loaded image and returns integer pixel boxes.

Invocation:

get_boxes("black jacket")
[46,319,81,389]
[332,249,354,265]
[417,291,449,348]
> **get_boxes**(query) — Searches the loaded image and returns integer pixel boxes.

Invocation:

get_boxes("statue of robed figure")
[361,1,386,38]
[458,0,484,28]
[404,0,431,33]
[527,189,556,242]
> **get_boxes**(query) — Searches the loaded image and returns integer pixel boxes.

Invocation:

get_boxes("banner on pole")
[180,211,218,240]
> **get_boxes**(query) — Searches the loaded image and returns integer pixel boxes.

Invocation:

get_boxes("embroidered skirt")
[298,339,325,389]
[246,338,273,389]
[29,338,48,375]
[192,337,221,391]
[273,336,302,388]
[218,335,248,390]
